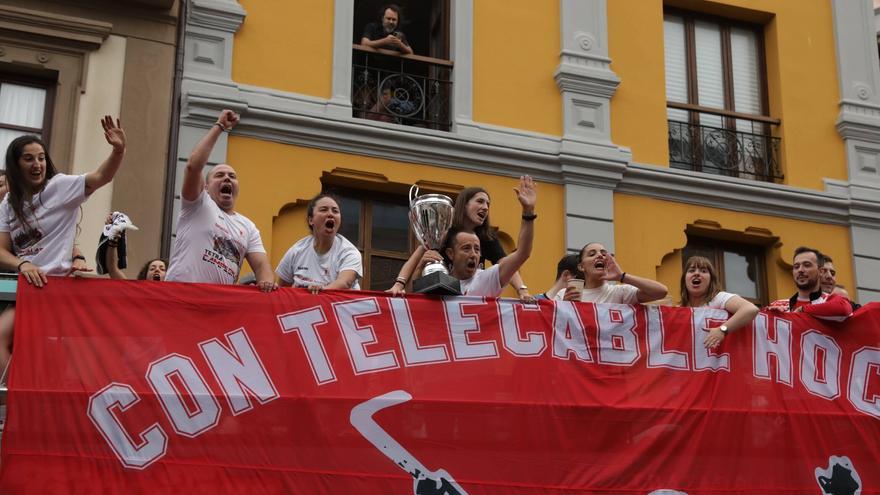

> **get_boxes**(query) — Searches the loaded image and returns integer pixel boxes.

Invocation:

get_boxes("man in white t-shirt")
[421,176,537,298]
[559,242,667,304]
[165,110,276,291]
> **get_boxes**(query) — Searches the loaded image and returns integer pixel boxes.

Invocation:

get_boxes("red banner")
[1,276,879,494]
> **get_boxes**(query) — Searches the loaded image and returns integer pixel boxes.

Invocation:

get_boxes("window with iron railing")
[664,10,781,182]
[352,1,452,131]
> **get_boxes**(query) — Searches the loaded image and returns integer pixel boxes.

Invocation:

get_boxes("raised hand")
[101,116,126,153]
[217,109,240,130]
[600,253,624,282]
[514,175,536,214]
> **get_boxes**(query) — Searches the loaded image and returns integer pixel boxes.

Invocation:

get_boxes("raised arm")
[496,176,536,288]
[601,255,668,303]
[182,110,239,202]
[85,116,126,196]
[104,240,127,280]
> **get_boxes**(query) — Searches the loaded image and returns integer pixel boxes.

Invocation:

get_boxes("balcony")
[667,104,782,182]
[351,44,453,131]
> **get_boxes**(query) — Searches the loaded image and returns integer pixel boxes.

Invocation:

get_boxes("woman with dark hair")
[389,186,534,300]
[680,255,759,349]
[275,193,362,293]
[0,116,126,372]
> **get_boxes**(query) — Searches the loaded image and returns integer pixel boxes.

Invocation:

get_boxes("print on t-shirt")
[200,221,246,279]
[13,227,44,256]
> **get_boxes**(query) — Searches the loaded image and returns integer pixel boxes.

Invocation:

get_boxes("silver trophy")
[409,185,460,294]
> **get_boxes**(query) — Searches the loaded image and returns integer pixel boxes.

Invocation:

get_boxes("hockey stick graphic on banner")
[350,390,469,495]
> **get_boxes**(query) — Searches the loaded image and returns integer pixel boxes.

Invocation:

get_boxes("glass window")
[0,79,52,163]
[330,189,412,291]
[683,237,767,305]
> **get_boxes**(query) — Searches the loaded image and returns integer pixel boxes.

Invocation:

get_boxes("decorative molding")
[0,5,111,49]
[188,0,245,33]
[618,164,861,227]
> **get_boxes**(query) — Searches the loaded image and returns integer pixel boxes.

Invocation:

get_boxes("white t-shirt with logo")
[554,281,640,304]
[701,291,735,310]
[460,264,502,297]
[276,234,362,289]
[166,190,265,284]
[0,173,87,276]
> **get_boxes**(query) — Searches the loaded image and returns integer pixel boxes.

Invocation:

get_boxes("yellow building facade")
[174,0,880,304]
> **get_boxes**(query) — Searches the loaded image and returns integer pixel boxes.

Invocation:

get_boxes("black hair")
[137,258,168,281]
[452,187,495,241]
[556,254,583,279]
[4,135,59,233]
[306,193,340,232]
[578,241,606,262]
[380,4,402,21]
[794,246,824,267]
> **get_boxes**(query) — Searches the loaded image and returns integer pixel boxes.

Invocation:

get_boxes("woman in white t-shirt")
[680,256,759,349]
[275,194,362,292]
[0,117,127,372]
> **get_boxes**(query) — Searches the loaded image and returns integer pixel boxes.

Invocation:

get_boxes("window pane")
[371,200,410,252]
[723,250,758,299]
[0,129,34,167]
[730,26,762,123]
[0,83,46,128]
[369,256,405,291]
[664,14,689,123]
[336,195,362,247]
[694,20,724,129]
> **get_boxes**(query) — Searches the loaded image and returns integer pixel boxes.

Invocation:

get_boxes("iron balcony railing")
[667,104,782,182]
[351,45,453,131]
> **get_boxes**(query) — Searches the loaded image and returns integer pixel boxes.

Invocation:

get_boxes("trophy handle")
[409,184,420,207]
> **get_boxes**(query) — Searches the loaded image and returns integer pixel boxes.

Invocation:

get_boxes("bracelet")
[17,260,30,272]
[522,213,537,221]
[620,272,627,283]
[395,277,407,285]
[214,122,229,133]
[107,240,118,248]
[73,255,86,262]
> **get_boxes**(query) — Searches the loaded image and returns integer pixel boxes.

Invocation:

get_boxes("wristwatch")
[719,325,729,334]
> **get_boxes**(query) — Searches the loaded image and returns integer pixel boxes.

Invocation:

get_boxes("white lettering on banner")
[848,347,880,419]
[389,298,449,366]
[146,354,221,438]
[596,305,640,366]
[444,297,499,361]
[800,330,842,400]
[646,306,689,371]
[692,308,731,372]
[86,298,880,471]
[498,302,546,357]
[333,298,400,374]
[552,301,593,362]
[278,306,336,384]
[199,328,280,415]
[753,314,793,386]
[87,383,168,470]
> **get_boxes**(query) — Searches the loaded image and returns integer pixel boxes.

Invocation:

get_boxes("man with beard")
[558,242,668,304]
[165,109,276,292]
[360,4,414,55]
[766,247,851,320]
[420,176,536,297]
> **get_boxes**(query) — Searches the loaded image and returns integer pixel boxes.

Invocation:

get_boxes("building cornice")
[618,164,858,227]
[0,4,111,49]
[188,0,245,33]
[181,75,880,229]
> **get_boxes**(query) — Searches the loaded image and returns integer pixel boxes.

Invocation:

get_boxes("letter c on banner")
[87,382,168,470]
